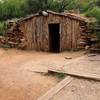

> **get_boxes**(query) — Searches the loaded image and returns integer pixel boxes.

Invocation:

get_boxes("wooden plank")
[49,68,100,82]
[38,76,73,100]
[51,77,100,100]
[48,55,100,82]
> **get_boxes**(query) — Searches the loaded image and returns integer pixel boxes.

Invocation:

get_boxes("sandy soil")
[0,48,85,100]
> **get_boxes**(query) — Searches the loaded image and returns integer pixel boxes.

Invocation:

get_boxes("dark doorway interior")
[49,23,60,53]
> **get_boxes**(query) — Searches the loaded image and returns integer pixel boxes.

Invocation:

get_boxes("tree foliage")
[0,0,99,23]
[0,0,79,20]
[0,0,27,20]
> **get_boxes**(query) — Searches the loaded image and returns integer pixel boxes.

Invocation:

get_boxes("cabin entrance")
[49,23,60,53]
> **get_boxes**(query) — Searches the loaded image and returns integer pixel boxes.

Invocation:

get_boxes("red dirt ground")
[0,48,84,100]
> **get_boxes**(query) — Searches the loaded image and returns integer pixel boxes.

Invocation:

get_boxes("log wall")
[19,13,81,52]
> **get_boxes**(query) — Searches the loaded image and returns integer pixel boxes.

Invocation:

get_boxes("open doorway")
[49,23,60,53]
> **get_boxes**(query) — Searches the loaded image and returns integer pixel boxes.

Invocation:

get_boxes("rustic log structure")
[78,22,100,52]
[5,10,88,52]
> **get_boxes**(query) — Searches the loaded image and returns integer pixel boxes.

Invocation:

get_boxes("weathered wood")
[48,55,100,82]
[50,77,100,100]
[38,76,73,100]
[49,68,100,82]
[5,11,86,51]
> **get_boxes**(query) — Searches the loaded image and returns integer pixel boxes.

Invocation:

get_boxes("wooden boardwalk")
[49,54,100,81]
[38,77,100,100]
[38,54,100,100]
[50,77,100,100]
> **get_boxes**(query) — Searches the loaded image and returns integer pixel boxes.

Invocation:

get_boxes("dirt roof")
[47,10,88,22]
[65,13,89,22]
[17,10,88,23]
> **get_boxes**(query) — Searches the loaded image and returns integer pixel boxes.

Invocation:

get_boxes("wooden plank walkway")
[50,77,100,100]
[38,54,100,100]
[38,76,73,100]
[49,55,100,81]
[38,76,100,100]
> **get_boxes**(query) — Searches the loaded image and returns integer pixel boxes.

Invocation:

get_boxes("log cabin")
[6,10,88,52]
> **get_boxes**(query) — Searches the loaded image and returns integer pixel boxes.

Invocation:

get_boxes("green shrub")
[56,73,66,79]
[85,6,100,24]
[0,21,6,36]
